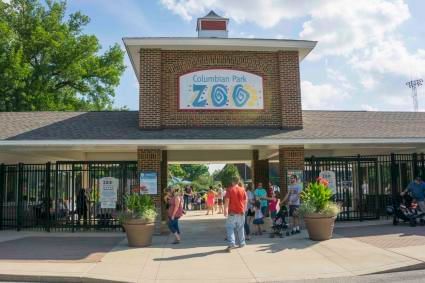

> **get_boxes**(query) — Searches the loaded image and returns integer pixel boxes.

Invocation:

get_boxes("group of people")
[183,185,226,214]
[163,175,303,251]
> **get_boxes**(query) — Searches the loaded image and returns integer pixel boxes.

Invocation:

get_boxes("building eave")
[122,37,317,81]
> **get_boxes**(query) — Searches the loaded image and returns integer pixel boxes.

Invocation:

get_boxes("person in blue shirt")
[254,182,268,216]
[402,177,425,212]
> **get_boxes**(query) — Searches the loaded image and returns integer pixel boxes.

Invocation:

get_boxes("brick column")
[252,150,269,187]
[278,51,303,129]
[139,49,161,129]
[279,146,304,197]
[137,148,164,234]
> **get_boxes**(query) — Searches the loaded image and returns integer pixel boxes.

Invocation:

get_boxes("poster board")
[99,177,119,209]
[319,170,337,194]
[139,172,158,195]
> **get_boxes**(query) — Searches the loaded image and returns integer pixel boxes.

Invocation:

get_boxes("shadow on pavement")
[0,236,124,262]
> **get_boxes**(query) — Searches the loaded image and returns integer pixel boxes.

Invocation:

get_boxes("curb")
[0,274,132,283]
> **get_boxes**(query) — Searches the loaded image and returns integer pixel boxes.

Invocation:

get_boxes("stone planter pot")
[303,213,337,241]
[122,219,155,247]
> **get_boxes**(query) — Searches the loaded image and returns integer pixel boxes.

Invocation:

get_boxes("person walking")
[167,187,184,244]
[206,186,216,215]
[183,185,192,211]
[224,176,247,252]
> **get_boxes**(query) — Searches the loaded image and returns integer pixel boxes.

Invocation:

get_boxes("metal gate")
[304,156,379,221]
[0,162,138,231]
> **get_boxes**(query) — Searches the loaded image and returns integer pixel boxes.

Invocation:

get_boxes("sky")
[63,0,425,112]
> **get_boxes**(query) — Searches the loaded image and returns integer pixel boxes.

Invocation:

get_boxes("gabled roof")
[1,111,425,144]
[201,10,226,19]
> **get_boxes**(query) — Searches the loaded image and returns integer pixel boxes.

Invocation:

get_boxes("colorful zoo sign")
[179,69,264,110]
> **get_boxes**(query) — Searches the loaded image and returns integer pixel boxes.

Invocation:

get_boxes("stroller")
[269,205,289,238]
[387,193,425,227]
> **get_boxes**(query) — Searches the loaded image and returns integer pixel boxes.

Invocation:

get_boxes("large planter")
[303,213,337,241]
[122,219,155,247]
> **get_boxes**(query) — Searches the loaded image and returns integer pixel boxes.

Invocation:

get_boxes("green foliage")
[119,194,157,223]
[180,164,209,181]
[217,164,240,188]
[0,0,126,111]
[168,164,186,179]
[299,178,340,216]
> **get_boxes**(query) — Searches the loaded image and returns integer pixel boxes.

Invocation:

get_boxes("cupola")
[196,10,229,38]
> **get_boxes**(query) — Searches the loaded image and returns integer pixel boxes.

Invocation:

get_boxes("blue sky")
[66,0,425,112]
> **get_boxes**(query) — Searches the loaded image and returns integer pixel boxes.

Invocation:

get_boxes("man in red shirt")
[224,176,247,252]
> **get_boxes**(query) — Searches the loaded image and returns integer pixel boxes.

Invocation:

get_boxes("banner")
[319,170,337,194]
[99,177,119,209]
[140,172,158,195]
[179,69,263,110]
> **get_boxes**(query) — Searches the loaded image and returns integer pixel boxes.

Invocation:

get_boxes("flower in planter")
[298,178,340,217]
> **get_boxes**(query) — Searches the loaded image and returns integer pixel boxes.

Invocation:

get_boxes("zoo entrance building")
[2,11,425,231]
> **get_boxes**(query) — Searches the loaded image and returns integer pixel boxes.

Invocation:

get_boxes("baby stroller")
[387,193,425,227]
[269,205,289,238]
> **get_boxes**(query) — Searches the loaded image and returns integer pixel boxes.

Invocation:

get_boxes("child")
[268,191,280,219]
[253,200,264,235]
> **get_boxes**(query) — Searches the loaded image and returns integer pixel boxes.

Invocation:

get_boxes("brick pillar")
[279,146,304,197]
[139,49,161,129]
[160,150,168,222]
[137,148,164,234]
[278,51,303,129]
[252,150,269,187]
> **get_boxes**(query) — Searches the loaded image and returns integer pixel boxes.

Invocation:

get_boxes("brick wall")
[279,146,305,196]
[252,150,269,187]
[139,49,161,129]
[139,49,302,129]
[137,148,163,233]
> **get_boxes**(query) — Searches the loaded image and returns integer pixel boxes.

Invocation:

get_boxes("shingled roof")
[0,110,425,141]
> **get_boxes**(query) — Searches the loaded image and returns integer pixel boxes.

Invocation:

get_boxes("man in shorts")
[283,174,303,234]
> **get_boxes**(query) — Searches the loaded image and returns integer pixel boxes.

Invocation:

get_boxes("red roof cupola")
[196,10,229,38]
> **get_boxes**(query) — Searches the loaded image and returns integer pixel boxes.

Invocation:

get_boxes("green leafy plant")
[298,177,340,217]
[119,194,157,223]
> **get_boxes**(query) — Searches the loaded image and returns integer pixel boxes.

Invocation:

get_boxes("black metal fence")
[0,161,138,231]
[1,153,425,231]
[304,153,425,221]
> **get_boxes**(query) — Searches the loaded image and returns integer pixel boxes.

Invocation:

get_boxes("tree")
[168,164,186,179]
[217,164,240,188]
[179,164,209,181]
[0,0,126,111]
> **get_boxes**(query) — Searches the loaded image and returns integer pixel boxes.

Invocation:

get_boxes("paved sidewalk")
[0,211,425,282]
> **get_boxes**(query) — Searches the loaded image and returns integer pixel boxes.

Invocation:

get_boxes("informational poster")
[140,172,158,195]
[99,177,119,209]
[179,69,263,110]
[319,170,337,194]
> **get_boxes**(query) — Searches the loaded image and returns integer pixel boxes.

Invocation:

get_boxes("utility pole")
[406,79,423,112]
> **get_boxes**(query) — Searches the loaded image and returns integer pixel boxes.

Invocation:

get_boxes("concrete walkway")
[0,211,425,282]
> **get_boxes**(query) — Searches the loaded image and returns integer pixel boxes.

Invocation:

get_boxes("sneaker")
[225,246,237,253]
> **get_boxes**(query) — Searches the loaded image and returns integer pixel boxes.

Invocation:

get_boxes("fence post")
[422,153,425,180]
[413,153,418,179]
[390,153,398,198]
[17,163,24,231]
[357,155,363,221]
[45,162,51,232]
[0,164,5,230]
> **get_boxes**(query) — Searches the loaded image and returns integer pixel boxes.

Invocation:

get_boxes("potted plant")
[298,177,340,241]
[119,194,157,247]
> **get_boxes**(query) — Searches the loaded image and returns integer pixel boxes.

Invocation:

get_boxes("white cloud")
[300,0,409,59]
[361,104,378,111]
[350,39,425,79]
[326,67,354,90]
[301,80,350,110]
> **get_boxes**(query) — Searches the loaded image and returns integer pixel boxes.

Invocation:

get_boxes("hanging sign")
[319,171,337,194]
[99,177,119,209]
[179,69,263,110]
[140,172,158,195]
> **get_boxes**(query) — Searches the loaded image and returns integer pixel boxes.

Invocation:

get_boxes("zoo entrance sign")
[179,69,264,110]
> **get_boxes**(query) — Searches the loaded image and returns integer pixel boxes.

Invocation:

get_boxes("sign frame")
[139,171,158,195]
[177,68,264,111]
